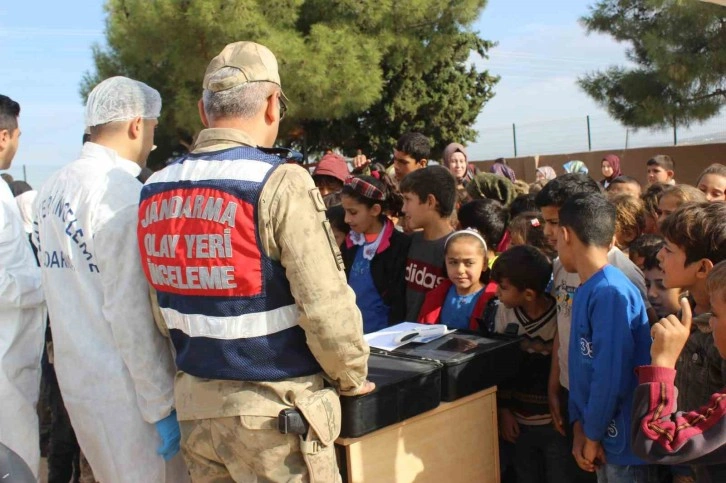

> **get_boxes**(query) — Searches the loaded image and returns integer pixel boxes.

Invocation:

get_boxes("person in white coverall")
[33,77,189,483]
[0,95,46,477]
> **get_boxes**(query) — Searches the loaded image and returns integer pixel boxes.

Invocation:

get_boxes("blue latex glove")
[154,409,181,461]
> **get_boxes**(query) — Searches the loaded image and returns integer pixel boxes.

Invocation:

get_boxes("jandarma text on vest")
[140,194,237,228]
[146,263,236,290]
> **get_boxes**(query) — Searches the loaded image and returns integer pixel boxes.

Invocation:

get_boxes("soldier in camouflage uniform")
[137,41,374,482]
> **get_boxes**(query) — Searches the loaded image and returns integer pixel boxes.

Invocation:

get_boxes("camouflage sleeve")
[259,164,369,394]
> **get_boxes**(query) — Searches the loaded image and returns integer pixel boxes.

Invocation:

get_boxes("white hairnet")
[85,76,161,127]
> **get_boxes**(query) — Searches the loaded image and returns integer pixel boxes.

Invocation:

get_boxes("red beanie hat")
[313,153,349,183]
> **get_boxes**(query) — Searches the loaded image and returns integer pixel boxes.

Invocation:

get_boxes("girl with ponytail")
[340,175,410,332]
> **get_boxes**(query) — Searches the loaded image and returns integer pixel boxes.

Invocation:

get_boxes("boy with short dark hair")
[629,234,682,321]
[457,198,509,268]
[632,260,726,482]
[400,166,456,320]
[639,235,681,320]
[509,193,539,219]
[646,155,676,186]
[393,132,430,182]
[655,202,726,482]
[557,193,651,481]
[629,233,664,270]
[312,152,349,196]
[489,245,574,483]
[535,174,654,452]
[606,176,642,197]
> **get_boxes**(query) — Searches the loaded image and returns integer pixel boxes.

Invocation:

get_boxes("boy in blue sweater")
[556,193,652,482]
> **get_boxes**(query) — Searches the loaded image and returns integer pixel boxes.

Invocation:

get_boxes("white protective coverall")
[33,143,188,483]
[0,179,45,477]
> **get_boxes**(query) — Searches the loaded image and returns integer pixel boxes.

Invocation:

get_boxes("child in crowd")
[374,167,405,231]
[696,163,726,202]
[629,233,665,270]
[657,185,707,226]
[509,193,539,219]
[401,166,457,321]
[351,133,428,182]
[448,207,459,231]
[629,235,681,320]
[646,154,676,185]
[312,152,349,196]
[610,194,646,253]
[599,154,621,189]
[640,182,667,234]
[632,263,726,482]
[393,132,430,182]
[556,193,652,480]
[326,205,349,247]
[656,202,726,482]
[322,191,342,209]
[457,198,509,268]
[606,176,642,197]
[508,212,556,261]
[340,175,410,332]
[535,174,653,479]
[489,245,573,483]
[454,186,471,213]
[417,229,497,330]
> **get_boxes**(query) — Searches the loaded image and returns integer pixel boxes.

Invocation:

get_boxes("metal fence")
[9,112,726,188]
[471,112,726,161]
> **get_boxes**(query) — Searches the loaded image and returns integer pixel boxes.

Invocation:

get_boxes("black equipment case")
[386,332,522,402]
[339,352,442,438]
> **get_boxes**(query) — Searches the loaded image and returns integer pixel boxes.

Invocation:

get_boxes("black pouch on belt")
[277,388,342,483]
[278,408,310,435]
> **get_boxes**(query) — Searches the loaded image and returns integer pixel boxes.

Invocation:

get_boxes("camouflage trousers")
[180,415,338,482]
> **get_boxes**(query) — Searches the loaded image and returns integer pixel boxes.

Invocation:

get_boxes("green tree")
[83,0,498,168]
[578,0,726,131]
[299,32,496,161]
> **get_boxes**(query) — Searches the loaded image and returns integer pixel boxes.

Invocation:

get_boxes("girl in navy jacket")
[340,174,410,332]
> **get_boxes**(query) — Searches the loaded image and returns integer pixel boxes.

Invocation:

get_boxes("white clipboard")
[364,322,454,351]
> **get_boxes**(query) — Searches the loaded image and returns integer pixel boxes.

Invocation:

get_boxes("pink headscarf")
[602,154,622,182]
[536,166,557,181]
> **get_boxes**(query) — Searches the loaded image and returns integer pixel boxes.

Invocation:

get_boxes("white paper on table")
[364,322,455,351]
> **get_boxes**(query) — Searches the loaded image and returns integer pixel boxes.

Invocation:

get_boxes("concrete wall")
[470,143,726,185]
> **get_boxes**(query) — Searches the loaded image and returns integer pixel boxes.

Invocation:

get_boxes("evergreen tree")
[579,0,726,130]
[83,0,498,167]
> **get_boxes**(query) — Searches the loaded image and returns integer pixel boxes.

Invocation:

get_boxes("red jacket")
[632,366,726,481]
[417,280,498,331]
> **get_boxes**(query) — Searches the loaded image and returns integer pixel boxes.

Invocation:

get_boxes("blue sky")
[1,1,723,187]
[0,1,105,186]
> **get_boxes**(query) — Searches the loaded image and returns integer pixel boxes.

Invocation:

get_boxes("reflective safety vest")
[137,146,321,381]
